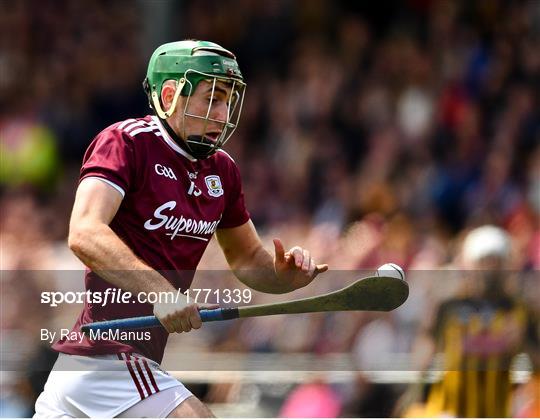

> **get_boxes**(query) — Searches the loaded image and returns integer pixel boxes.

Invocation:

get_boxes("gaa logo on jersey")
[204,175,223,197]
[155,164,177,180]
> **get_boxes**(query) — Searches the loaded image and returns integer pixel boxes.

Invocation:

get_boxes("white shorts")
[34,352,193,418]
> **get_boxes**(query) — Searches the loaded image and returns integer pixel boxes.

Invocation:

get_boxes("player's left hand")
[273,238,329,291]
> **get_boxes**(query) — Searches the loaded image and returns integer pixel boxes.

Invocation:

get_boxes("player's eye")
[229,92,240,108]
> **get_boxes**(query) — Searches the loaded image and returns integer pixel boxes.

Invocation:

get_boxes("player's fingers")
[314,264,329,275]
[179,316,192,333]
[164,314,179,333]
[157,312,177,333]
[189,306,202,329]
[290,247,303,268]
[160,318,175,334]
[170,318,184,334]
[273,239,286,263]
[307,257,317,278]
[302,249,311,271]
[284,252,294,265]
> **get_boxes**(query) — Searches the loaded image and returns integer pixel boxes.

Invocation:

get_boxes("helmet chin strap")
[158,117,217,160]
[186,135,220,159]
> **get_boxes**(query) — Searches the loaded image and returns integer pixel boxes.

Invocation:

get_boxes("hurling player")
[34,40,328,418]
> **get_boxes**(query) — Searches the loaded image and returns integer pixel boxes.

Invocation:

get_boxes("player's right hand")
[153,301,219,333]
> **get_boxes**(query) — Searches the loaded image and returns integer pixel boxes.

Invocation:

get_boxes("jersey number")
[188,181,202,196]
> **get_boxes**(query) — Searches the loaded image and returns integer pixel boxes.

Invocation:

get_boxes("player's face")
[178,80,233,143]
[468,256,507,297]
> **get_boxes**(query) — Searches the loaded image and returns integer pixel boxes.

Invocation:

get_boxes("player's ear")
[160,81,176,113]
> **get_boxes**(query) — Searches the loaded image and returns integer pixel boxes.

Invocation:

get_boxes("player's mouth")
[204,132,222,143]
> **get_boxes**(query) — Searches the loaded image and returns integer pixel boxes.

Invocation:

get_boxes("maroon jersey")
[53,115,250,363]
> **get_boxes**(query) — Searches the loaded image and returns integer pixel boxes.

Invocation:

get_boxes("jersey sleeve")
[218,159,250,228]
[80,128,136,197]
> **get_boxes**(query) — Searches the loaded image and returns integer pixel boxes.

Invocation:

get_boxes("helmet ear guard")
[150,78,187,119]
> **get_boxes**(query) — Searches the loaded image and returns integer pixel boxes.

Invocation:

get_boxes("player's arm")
[216,220,328,294]
[68,178,209,333]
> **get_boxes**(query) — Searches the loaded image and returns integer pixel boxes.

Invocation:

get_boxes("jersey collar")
[151,116,197,162]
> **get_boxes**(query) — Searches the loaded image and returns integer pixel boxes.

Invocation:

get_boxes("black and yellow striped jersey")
[425,296,535,417]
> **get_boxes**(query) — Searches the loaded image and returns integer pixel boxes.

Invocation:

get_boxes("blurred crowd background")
[1,0,539,417]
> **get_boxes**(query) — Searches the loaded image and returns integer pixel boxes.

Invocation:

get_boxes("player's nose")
[210,101,228,123]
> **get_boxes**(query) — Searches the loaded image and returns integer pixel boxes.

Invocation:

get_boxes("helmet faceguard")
[143,40,246,159]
